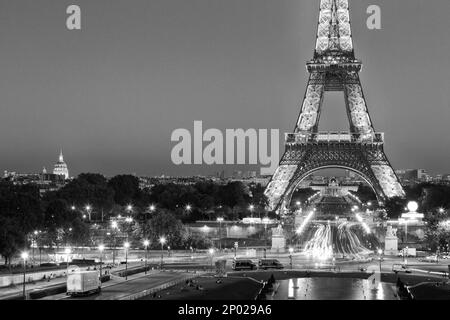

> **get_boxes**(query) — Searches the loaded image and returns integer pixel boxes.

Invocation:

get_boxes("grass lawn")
[139,276,263,300]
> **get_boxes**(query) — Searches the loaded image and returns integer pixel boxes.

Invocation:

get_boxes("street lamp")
[159,237,166,268]
[149,204,156,212]
[32,230,39,264]
[217,217,224,251]
[85,205,92,221]
[377,249,383,273]
[65,248,71,277]
[126,204,133,212]
[262,217,270,256]
[21,251,28,300]
[110,220,119,265]
[209,248,215,270]
[289,247,294,269]
[143,240,150,274]
[98,244,105,279]
[124,242,130,280]
[249,205,254,217]
[185,204,192,212]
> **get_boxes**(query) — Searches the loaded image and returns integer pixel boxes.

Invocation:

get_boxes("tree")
[0,182,42,265]
[53,173,115,216]
[384,197,407,219]
[108,175,142,206]
[144,210,184,249]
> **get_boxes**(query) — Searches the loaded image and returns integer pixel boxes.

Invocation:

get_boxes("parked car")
[258,259,284,270]
[232,259,256,271]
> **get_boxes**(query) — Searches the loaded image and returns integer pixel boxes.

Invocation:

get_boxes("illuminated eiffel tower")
[264,0,405,213]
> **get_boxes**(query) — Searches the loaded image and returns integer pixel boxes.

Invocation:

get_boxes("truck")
[67,271,101,297]
[397,247,417,257]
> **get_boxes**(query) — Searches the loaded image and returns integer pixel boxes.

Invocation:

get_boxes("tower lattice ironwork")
[264,0,405,213]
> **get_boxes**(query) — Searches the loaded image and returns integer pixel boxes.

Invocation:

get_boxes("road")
[44,271,193,300]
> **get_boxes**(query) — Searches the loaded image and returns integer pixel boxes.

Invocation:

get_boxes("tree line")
[0,173,270,265]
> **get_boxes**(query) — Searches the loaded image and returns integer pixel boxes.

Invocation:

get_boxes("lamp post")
[124,242,130,280]
[262,217,270,258]
[249,205,254,217]
[21,251,28,300]
[98,244,105,279]
[143,240,150,274]
[32,230,39,264]
[65,248,71,277]
[111,220,118,265]
[209,248,215,270]
[289,247,294,269]
[85,205,92,221]
[378,249,383,273]
[159,237,166,268]
[217,217,224,251]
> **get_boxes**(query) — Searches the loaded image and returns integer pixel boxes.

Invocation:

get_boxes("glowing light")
[159,237,166,245]
[209,248,215,255]
[143,240,150,247]
[407,201,418,212]
[216,217,224,222]
[85,205,91,211]
[21,252,29,260]
[185,204,192,211]
[296,210,315,235]
[125,217,133,223]
[126,204,133,211]
[98,244,105,252]
[111,221,118,229]
[123,242,130,249]
[65,248,71,254]
[289,247,294,254]
[149,205,156,212]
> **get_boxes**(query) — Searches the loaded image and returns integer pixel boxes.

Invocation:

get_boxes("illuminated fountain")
[302,221,374,261]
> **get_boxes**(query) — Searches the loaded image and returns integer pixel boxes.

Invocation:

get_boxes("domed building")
[53,150,69,179]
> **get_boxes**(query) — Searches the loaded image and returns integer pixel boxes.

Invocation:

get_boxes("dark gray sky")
[0,0,449,177]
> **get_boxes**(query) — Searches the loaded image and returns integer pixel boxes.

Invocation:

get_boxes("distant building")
[395,169,429,184]
[53,150,69,179]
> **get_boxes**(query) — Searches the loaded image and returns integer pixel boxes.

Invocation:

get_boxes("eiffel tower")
[264,0,405,213]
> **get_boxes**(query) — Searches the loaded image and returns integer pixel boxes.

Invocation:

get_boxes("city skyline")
[1,0,450,177]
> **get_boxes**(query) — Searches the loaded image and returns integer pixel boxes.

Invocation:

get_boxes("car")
[392,264,412,274]
[419,255,439,263]
[258,259,284,270]
[231,259,256,271]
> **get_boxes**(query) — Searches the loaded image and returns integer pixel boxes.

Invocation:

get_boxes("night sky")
[0,0,449,177]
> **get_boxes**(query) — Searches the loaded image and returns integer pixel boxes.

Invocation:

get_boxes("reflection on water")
[268,278,397,300]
